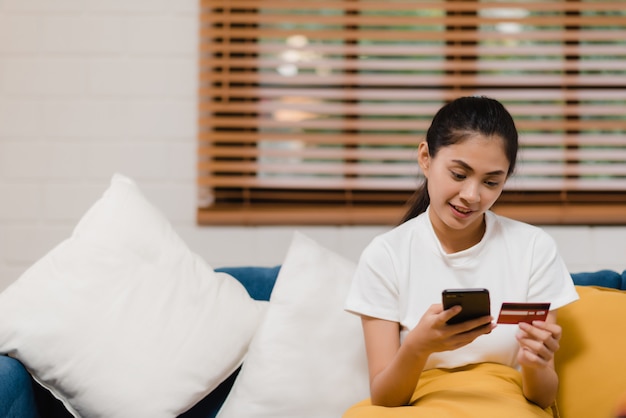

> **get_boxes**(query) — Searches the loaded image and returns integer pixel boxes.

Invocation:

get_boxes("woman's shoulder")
[362,213,429,254]
[487,211,556,245]
[376,212,429,241]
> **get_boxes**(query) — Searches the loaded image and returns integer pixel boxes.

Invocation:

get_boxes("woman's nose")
[459,181,480,203]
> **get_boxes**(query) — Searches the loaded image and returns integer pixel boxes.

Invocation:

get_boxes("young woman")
[344,96,578,417]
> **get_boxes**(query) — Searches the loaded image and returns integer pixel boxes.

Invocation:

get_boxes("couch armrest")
[0,355,39,418]
[555,285,626,418]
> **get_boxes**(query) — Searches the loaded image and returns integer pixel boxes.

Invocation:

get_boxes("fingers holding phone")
[404,289,495,355]
[440,288,495,346]
[442,288,492,324]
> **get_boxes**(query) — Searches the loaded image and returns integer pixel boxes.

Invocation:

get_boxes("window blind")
[198,0,626,225]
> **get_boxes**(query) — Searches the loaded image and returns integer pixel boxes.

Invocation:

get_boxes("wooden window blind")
[198,0,626,225]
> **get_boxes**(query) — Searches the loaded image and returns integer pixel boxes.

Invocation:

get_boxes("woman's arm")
[516,310,561,409]
[361,316,426,406]
[362,304,495,407]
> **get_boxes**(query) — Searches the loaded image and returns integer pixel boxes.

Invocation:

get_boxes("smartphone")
[442,288,491,325]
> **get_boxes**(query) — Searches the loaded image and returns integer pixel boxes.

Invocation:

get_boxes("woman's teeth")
[453,205,471,214]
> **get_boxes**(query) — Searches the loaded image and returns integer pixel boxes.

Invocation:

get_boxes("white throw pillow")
[0,174,267,418]
[217,231,370,418]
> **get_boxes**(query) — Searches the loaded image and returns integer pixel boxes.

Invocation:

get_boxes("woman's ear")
[417,141,430,177]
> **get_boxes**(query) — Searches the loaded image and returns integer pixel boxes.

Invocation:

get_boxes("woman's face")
[418,134,510,242]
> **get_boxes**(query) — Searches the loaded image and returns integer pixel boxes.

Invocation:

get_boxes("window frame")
[198,0,626,226]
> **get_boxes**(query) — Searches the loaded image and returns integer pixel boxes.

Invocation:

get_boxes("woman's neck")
[430,214,486,254]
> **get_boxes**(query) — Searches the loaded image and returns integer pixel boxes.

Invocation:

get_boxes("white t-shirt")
[345,209,579,370]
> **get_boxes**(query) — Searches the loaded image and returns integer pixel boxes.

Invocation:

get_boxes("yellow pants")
[343,363,555,418]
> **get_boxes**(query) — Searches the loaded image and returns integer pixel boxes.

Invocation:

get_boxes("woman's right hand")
[361,305,494,407]
[403,303,495,355]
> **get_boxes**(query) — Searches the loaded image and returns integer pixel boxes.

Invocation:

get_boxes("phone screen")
[442,288,490,325]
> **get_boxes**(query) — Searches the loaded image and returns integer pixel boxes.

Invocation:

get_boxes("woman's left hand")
[516,320,562,369]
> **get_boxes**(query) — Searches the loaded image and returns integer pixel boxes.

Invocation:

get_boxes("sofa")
[2,266,626,418]
[0,265,281,418]
[1,175,625,418]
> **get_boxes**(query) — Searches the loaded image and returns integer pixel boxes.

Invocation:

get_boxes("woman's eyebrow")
[451,159,506,176]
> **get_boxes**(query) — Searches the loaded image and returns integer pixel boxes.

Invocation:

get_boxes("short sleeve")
[344,237,400,322]
[527,230,579,310]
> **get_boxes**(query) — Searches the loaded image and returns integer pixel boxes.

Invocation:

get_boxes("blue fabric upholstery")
[571,270,626,290]
[215,265,281,301]
[0,355,39,418]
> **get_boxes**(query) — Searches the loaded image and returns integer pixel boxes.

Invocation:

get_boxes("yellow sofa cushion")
[555,285,626,418]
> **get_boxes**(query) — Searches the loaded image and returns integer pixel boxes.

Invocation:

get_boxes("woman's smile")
[449,203,474,217]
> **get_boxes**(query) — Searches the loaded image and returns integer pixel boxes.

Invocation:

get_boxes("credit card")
[497,302,551,324]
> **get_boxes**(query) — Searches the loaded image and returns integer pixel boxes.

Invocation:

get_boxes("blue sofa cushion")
[571,270,624,290]
[215,266,281,301]
[0,355,39,418]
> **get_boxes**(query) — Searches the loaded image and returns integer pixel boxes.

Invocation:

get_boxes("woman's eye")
[485,180,500,187]
[451,171,465,180]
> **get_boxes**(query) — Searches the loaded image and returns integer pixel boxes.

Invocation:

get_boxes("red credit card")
[497,302,551,324]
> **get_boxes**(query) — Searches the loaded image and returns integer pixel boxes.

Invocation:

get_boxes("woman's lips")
[450,203,473,216]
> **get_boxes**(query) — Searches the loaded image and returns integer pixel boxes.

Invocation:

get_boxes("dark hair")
[400,96,518,223]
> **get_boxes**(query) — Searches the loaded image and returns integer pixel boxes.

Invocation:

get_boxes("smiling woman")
[417,134,511,253]
[343,96,579,417]
[197,0,626,226]
[401,97,517,252]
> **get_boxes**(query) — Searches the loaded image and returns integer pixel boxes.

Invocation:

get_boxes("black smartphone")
[442,288,491,325]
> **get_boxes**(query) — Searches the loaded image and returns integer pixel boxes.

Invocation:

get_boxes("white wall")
[0,0,624,292]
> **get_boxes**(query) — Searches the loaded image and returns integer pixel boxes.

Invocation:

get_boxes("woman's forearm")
[521,364,558,409]
[369,344,430,406]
